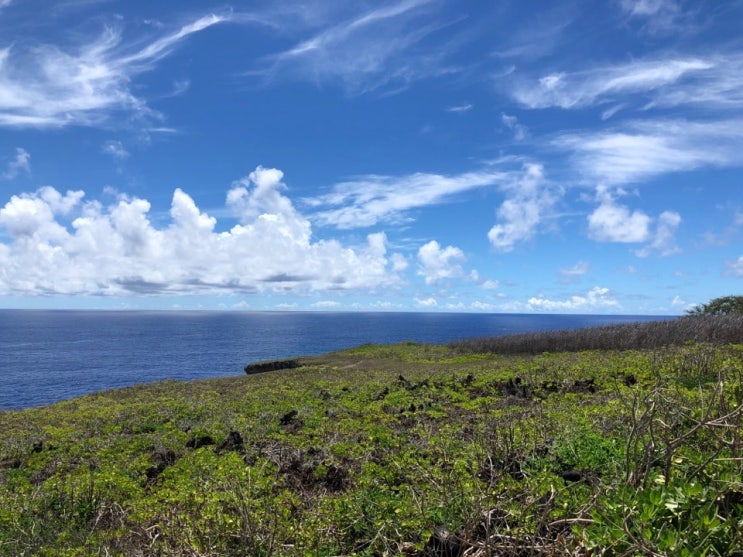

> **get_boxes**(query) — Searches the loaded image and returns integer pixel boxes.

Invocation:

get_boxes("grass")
[450,314,743,354]
[0,315,742,555]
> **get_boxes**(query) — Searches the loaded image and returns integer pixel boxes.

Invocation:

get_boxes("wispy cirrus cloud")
[446,103,473,113]
[306,162,560,253]
[253,0,463,94]
[509,49,743,117]
[555,118,743,185]
[618,0,690,33]
[512,56,721,110]
[305,168,508,229]
[0,13,225,128]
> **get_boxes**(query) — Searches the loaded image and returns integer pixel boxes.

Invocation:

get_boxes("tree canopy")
[687,295,743,316]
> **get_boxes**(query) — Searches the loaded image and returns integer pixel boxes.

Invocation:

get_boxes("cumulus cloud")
[2,147,30,179]
[415,296,437,308]
[587,186,681,255]
[635,210,681,257]
[587,187,651,243]
[528,286,620,312]
[417,240,465,284]
[0,13,225,128]
[0,166,405,297]
[487,163,557,252]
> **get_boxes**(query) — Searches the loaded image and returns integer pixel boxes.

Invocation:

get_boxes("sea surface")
[0,310,670,411]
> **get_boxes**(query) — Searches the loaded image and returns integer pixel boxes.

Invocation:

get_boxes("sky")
[0,0,741,314]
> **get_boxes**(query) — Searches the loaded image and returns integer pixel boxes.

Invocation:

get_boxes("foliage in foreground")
[450,314,743,355]
[0,339,742,555]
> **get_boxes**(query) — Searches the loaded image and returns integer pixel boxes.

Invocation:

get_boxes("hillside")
[1,319,742,555]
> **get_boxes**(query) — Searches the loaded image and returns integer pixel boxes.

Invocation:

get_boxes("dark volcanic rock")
[145,449,177,484]
[244,359,300,374]
[280,409,299,426]
[215,431,244,454]
[186,435,215,449]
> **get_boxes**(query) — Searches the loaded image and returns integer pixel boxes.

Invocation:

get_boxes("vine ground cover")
[1,331,742,555]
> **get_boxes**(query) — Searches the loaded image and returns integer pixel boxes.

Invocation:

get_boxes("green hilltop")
[1,315,742,556]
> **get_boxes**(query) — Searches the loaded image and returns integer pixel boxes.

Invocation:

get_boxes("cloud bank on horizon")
[0,0,741,313]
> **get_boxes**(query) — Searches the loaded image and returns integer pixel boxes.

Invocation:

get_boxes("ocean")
[0,310,670,411]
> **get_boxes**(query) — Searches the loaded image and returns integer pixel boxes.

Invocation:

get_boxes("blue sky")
[0,0,741,313]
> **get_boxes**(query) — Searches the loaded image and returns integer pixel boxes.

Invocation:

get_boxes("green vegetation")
[687,295,743,316]
[1,316,742,556]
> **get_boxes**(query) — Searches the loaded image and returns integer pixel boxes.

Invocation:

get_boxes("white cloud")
[587,187,651,243]
[528,286,620,312]
[635,210,681,257]
[0,166,405,297]
[311,300,341,309]
[417,240,465,284]
[501,112,527,140]
[101,140,129,160]
[447,103,473,113]
[307,168,513,229]
[2,147,30,179]
[620,0,679,16]
[511,55,737,111]
[0,13,225,128]
[481,279,500,290]
[307,162,558,254]
[470,300,495,311]
[415,296,437,308]
[255,0,458,95]
[556,119,743,185]
[587,187,681,255]
[727,256,743,277]
[619,0,685,32]
[487,163,557,252]
[560,261,590,277]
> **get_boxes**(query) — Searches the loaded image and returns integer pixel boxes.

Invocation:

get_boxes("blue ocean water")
[0,310,670,411]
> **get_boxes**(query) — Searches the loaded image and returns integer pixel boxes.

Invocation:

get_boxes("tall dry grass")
[450,314,743,355]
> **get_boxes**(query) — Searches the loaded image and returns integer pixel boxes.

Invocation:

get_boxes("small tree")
[687,295,743,316]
